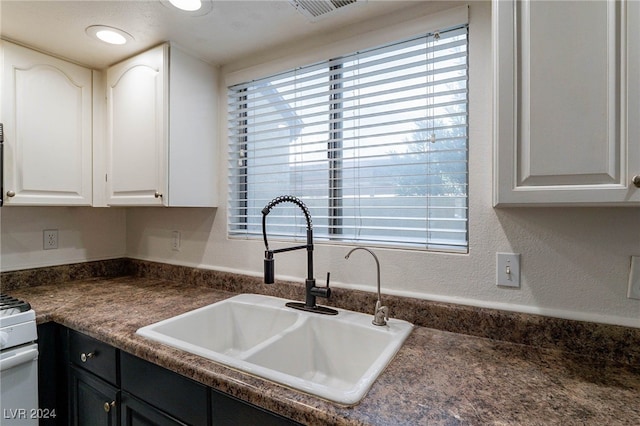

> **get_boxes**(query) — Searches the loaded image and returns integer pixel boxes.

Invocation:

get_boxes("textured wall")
[1,207,126,271]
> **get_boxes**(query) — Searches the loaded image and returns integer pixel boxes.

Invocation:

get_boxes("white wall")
[1,207,126,271]
[125,1,640,328]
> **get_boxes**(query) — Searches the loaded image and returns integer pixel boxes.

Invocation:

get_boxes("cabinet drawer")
[120,352,209,425]
[69,330,118,385]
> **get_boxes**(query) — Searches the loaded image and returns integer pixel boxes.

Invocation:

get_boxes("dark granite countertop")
[7,271,640,426]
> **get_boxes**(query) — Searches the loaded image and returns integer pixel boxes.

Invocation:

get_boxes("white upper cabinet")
[1,41,93,206]
[106,44,165,206]
[105,43,218,207]
[493,0,640,206]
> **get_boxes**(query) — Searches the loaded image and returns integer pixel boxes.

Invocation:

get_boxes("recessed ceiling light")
[160,0,212,16]
[169,0,202,12]
[86,25,134,45]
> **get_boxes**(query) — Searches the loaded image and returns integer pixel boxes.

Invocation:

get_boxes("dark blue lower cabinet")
[121,392,187,426]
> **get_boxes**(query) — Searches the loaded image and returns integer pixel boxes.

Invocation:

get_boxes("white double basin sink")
[136,294,413,405]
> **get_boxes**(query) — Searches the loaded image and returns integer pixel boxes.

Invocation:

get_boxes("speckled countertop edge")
[2,259,640,425]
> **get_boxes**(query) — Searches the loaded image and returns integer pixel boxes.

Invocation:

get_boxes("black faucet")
[262,195,337,315]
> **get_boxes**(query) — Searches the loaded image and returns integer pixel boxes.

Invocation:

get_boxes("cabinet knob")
[633,175,640,188]
[154,191,163,198]
[103,401,115,413]
[80,352,95,363]
[6,190,15,197]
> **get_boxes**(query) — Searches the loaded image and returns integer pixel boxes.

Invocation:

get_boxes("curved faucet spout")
[345,247,380,294]
[262,195,312,251]
[345,247,388,326]
[261,195,312,222]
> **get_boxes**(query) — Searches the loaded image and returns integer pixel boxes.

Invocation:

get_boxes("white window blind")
[228,24,468,251]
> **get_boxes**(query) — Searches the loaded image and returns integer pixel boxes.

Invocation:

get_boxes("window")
[228,24,468,251]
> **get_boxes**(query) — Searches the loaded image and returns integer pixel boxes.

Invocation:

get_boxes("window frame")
[226,9,470,253]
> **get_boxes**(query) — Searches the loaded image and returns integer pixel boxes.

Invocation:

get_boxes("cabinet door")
[1,41,93,206]
[106,44,167,206]
[120,351,209,425]
[211,388,301,426]
[69,365,119,426]
[121,392,187,426]
[493,0,640,206]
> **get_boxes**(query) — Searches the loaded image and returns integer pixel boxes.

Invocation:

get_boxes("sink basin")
[138,295,299,357]
[136,294,413,405]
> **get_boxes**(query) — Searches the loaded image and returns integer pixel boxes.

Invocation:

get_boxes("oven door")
[0,343,39,426]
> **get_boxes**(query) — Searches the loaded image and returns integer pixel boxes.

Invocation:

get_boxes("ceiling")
[0,0,423,69]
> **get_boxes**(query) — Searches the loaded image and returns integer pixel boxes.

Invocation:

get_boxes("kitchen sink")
[136,294,413,405]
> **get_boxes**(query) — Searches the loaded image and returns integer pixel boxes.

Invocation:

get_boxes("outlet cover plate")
[497,253,520,288]
[43,229,58,250]
[628,256,640,300]
[171,231,181,251]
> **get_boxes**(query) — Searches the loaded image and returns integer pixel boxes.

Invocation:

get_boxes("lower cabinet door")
[120,351,209,425]
[121,392,187,426]
[69,365,119,426]
[211,389,301,426]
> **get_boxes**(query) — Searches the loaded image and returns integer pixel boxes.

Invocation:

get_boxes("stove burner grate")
[0,294,32,313]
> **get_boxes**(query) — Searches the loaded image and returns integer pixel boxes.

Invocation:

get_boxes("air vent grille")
[289,0,363,22]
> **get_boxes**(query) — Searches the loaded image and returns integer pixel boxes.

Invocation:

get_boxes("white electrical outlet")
[171,231,181,251]
[43,229,58,250]
[628,256,640,300]
[497,253,520,288]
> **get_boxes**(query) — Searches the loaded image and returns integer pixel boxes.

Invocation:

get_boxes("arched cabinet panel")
[1,41,92,206]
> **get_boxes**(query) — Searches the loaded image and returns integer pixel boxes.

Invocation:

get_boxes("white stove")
[0,294,39,426]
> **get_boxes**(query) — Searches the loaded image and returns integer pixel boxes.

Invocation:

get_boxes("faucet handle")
[372,300,388,326]
[380,305,389,321]
[264,251,275,284]
[309,272,331,299]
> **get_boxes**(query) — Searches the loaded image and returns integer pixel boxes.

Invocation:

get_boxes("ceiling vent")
[289,0,365,22]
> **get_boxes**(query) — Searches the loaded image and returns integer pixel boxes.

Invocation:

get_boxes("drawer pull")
[632,175,640,188]
[80,352,95,363]
[103,401,115,413]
